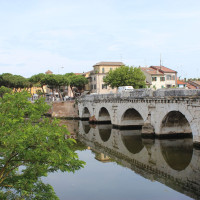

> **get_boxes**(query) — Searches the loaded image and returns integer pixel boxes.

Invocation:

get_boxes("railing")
[79,88,200,101]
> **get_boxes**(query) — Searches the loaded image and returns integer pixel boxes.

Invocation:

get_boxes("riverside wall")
[49,100,79,118]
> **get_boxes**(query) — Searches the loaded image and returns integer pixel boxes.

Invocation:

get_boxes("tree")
[0,86,12,98]
[0,91,85,198]
[103,66,146,89]
[0,73,30,91]
[65,73,88,96]
[41,74,69,99]
[29,73,47,94]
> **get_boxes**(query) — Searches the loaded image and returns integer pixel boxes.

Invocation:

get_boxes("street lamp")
[58,66,64,74]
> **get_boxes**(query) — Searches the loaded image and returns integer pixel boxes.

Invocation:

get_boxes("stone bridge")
[78,89,200,145]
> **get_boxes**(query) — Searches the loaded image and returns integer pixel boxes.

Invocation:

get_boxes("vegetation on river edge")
[0,91,85,199]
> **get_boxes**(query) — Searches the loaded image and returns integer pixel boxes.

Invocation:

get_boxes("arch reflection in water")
[121,129,144,154]
[81,121,91,134]
[98,124,112,142]
[160,138,193,171]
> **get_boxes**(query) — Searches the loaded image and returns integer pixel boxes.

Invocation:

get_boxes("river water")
[44,120,200,200]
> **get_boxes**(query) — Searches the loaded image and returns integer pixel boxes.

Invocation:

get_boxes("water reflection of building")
[78,122,200,200]
[95,152,111,162]
[60,120,79,139]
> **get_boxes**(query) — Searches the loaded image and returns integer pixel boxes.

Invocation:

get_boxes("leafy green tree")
[0,86,12,98]
[0,73,14,88]
[103,66,146,89]
[65,73,88,96]
[29,73,47,94]
[0,91,85,199]
[0,73,29,91]
[41,74,69,99]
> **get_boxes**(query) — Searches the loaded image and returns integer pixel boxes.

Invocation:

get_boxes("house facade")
[89,62,125,94]
[141,66,177,89]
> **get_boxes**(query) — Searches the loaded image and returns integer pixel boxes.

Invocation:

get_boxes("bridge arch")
[159,110,192,136]
[98,107,111,123]
[120,108,144,127]
[82,107,91,119]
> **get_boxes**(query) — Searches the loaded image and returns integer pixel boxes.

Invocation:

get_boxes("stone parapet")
[79,89,200,103]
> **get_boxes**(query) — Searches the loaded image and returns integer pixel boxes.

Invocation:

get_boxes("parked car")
[118,86,134,93]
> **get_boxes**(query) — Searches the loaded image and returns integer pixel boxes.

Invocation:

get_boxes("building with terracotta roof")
[89,61,125,94]
[177,79,187,88]
[187,80,200,89]
[45,70,53,74]
[140,66,177,89]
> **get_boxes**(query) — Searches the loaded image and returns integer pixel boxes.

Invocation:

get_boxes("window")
[160,77,165,81]
[166,75,171,80]
[102,84,107,89]
[90,85,93,90]
[152,77,157,81]
[102,68,105,73]
[110,68,112,71]
[94,84,96,89]
[94,77,96,81]
[172,75,175,80]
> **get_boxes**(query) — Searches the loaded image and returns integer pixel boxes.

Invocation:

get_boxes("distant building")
[177,79,187,88]
[89,61,125,94]
[45,70,53,75]
[187,80,200,89]
[141,66,177,89]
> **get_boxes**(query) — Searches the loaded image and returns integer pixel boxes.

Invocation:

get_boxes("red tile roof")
[187,83,197,89]
[45,70,53,74]
[177,80,186,85]
[93,61,125,67]
[140,67,163,75]
[150,66,177,73]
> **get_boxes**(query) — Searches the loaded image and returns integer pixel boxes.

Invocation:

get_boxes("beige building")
[89,61,125,94]
[141,66,177,89]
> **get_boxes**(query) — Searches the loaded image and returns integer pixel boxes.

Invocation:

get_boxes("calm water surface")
[43,120,199,200]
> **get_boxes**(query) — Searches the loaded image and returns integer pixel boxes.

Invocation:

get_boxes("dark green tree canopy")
[65,73,88,95]
[103,66,146,89]
[0,73,29,90]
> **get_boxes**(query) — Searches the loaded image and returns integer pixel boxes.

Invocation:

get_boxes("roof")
[93,61,125,67]
[192,80,200,85]
[177,80,186,85]
[45,70,53,74]
[150,66,177,73]
[187,80,200,89]
[187,83,197,89]
[140,67,163,75]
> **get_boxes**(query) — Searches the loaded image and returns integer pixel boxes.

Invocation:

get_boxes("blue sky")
[0,0,200,78]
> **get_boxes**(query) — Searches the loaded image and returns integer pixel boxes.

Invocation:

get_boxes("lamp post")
[58,66,64,74]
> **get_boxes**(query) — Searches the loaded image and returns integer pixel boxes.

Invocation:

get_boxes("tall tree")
[0,91,85,198]
[41,74,69,99]
[65,73,88,96]
[29,73,46,94]
[0,73,29,91]
[103,66,146,89]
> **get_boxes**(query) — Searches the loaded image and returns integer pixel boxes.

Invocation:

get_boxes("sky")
[0,0,200,78]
